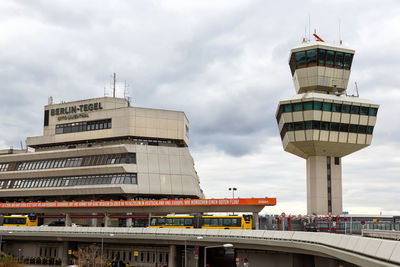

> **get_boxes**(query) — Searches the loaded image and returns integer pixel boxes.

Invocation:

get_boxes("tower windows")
[369,107,378,116]
[303,102,313,110]
[283,104,292,112]
[326,51,335,66]
[341,104,351,113]
[335,52,344,67]
[330,123,340,132]
[306,49,317,65]
[332,103,342,112]
[321,122,330,131]
[294,122,305,130]
[293,103,302,111]
[295,51,306,67]
[318,49,326,64]
[322,102,332,111]
[280,120,374,139]
[289,48,354,75]
[276,101,378,123]
[360,106,369,116]
[351,105,360,114]
[314,101,322,110]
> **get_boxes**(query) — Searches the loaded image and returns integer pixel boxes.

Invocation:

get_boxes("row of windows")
[105,250,168,264]
[55,119,112,134]
[289,48,354,75]
[0,173,137,189]
[277,101,378,123]
[202,217,241,227]
[151,217,193,226]
[39,247,58,258]
[280,120,374,139]
[0,153,136,172]
[0,163,8,172]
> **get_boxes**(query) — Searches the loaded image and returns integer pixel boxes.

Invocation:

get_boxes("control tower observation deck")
[276,37,379,215]
[0,97,204,202]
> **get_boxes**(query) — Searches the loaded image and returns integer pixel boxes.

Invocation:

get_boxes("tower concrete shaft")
[307,156,342,215]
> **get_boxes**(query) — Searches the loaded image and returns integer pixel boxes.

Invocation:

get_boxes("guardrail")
[1,227,399,267]
[363,229,400,241]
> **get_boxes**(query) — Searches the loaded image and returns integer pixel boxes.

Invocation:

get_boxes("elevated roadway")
[1,227,399,267]
[362,229,400,241]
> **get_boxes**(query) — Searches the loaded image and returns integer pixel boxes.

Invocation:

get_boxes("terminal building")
[276,36,379,215]
[0,96,204,205]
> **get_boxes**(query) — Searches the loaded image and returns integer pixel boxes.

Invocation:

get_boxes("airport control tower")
[276,34,379,215]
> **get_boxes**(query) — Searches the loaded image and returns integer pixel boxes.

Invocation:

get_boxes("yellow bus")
[149,215,252,230]
[201,215,252,230]
[3,215,39,226]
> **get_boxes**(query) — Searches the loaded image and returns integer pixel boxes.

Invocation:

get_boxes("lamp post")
[204,244,233,267]
[101,237,103,266]
[228,187,237,198]
[185,236,203,267]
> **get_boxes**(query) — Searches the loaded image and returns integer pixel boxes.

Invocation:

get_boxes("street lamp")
[185,236,203,267]
[101,238,103,266]
[204,244,233,267]
[228,187,237,198]
[101,233,114,265]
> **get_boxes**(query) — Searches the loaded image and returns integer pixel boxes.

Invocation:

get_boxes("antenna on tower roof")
[113,72,116,98]
[308,14,311,41]
[339,19,342,45]
[355,82,360,97]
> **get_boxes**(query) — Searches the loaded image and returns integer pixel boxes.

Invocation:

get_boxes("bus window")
[184,218,193,226]
[4,217,27,225]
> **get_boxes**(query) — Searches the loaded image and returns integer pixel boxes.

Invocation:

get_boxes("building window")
[4,153,136,172]
[44,110,49,126]
[335,157,340,165]
[55,119,112,134]
[0,173,137,190]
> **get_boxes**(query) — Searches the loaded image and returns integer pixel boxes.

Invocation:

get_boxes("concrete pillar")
[91,213,98,227]
[104,213,110,227]
[306,156,342,215]
[168,244,177,267]
[61,241,69,266]
[65,214,72,227]
[126,212,133,227]
[148,212,152,227]
[252,212,259,230]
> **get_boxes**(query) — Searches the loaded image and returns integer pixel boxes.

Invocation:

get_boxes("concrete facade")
[277,41,379,215]
[0,96,204,203]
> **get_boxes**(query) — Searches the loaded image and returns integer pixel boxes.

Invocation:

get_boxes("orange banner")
[0,198,276,209]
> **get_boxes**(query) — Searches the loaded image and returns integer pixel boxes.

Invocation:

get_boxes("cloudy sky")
[0,0,399,215]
